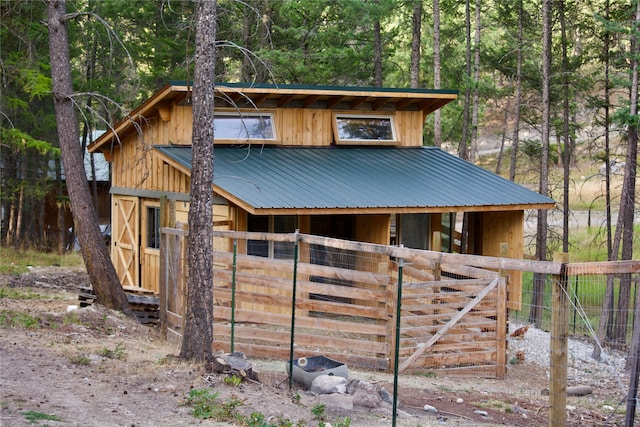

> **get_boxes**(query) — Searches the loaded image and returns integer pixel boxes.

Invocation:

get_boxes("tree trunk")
[625,66,639,403]
[46,0,132,315]
[459,0,472,160]
[560,0,570,253]
[509,0,523,182]
[55,157,66,253]
[241,1,253,82]
[15,159,26,249]
[179,0,217,365]
[432,0,442,146]
[618,0,639,355]
[470,0,481,164]
[410,0,421,88]
[530,0,552,328]
[373,0,383,87]
[593,0,614,360]
[495,91,510,174]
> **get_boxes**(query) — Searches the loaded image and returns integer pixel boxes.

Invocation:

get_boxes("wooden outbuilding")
[89,82,554,310]
[44,130,111,250]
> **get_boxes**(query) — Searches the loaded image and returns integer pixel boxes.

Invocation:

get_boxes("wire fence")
[160,228,640,426]
[511,263,639,426]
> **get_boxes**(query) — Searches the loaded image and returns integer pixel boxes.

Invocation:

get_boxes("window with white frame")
[214,112,276,141]
[334,114,397,144]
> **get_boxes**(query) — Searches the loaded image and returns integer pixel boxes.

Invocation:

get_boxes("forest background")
[0,0,638,332]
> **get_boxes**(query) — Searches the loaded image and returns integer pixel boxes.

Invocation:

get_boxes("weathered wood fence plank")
[398,278,500,373]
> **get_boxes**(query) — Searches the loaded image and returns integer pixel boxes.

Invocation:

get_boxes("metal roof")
[50,130,110,181]
[154,146,555,213]
[178,80,459,96]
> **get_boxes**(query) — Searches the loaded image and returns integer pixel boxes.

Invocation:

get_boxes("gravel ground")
[508,322,630,395]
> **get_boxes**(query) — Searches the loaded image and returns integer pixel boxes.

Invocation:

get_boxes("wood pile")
[78,286,159,325]
[212,352,259,381]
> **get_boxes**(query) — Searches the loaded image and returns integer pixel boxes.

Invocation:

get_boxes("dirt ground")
[0,267,627,426]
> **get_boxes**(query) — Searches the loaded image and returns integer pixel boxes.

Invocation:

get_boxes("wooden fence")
[161,229,511,377]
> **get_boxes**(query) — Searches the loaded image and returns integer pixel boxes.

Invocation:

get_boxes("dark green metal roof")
[169,81,459,96]
[154,146,555,212]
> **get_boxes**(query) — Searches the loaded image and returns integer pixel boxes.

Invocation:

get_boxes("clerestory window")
[214,112,276,141]
[333,114,397,145]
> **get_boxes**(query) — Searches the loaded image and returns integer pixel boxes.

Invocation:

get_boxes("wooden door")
[112,196,139,288]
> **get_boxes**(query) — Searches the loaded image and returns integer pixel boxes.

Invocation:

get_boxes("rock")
[512,404,527,415]
[423,404,438,413]
[567,385,593,396]
[456,398,464,403]
[317,393,354,411]
[346,379,389,409]
[379,387,392,405]
[310,375,347,394]
[474,410,489,417]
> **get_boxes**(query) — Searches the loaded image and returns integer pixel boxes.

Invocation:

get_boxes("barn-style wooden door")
[112,195,139,288]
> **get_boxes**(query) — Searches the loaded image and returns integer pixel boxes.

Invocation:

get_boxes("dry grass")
[478,150,625,212]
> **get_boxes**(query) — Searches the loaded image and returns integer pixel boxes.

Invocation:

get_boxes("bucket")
[285,355,348,388]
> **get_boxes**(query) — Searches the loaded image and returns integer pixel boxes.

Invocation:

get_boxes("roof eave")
[246,203,556,216]
[88,83,185,153]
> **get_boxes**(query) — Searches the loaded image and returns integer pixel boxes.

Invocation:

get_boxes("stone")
[317,393,354,411]
[512,404,527,415]
[379,387,393,405]
[310,375,347,394]
[423,404,438,413]
[346,379,389,409]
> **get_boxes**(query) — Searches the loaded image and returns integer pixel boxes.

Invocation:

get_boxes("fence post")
[288,230,300,390]
[230,239,237,353]
[549,252,569,427]
[496,243,508,378]
[159,230,168,337]
[392,254,404,427]
[626,288,640,427]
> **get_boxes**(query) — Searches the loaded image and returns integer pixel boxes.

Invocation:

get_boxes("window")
[247,215,269,257]
[214,113,275,140]
[334,114,397,144]
[397,213,431,250]
[441,213,457,253]
[146,207,161,249]
[247,215,296,259]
